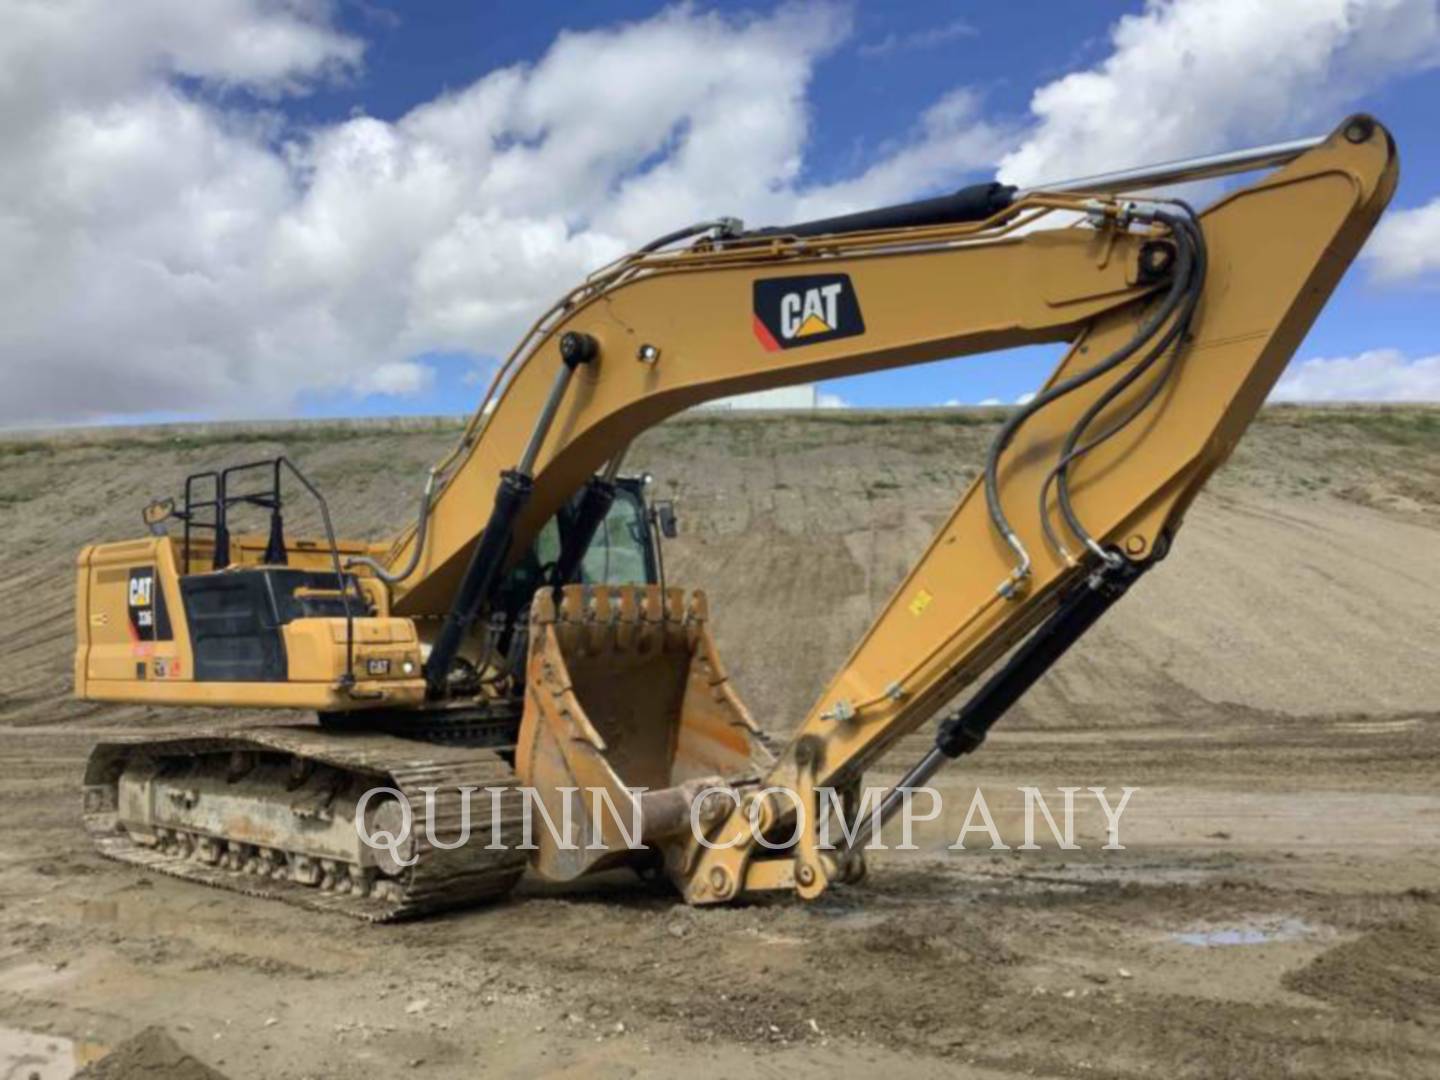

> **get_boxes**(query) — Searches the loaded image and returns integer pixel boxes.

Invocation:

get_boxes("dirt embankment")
[0,407,1437,1079]
[3,405,1437,735]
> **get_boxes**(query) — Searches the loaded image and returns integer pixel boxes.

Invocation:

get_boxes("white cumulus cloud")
[0,1,1010,426]
[6,0,1439,425]
[1272,348,1440,401]
[1364,197,1440,282]
[998,0,1440,187]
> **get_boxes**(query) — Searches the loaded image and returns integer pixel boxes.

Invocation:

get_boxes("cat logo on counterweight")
[126,566,172,642]
[752,274,864,351]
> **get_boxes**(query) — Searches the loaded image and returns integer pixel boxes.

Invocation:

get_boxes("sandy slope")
[0,407,1437,1078]
[4,406,1435,733]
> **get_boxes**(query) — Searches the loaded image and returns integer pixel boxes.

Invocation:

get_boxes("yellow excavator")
[76,115,1396,919]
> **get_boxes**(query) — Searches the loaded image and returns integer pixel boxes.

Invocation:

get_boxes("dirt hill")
[2,406,1437,736]
[2,406,1439,1079]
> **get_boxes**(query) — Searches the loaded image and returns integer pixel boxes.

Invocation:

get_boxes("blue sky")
[3,1,1439,426]
[294,2,1132,416]
[303,0,1440,416]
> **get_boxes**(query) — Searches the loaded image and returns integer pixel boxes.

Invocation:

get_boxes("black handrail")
[173,455,357,687]
[218,458,292,566]
[274,456,357,689]
[180,471,220,575]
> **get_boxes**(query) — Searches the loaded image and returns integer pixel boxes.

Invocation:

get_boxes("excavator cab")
[502,475,664,600]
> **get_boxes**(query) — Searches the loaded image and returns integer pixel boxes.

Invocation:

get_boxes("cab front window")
[579,487,650,585]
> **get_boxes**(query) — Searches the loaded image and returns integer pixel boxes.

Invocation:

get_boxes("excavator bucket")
[516,585,767,882]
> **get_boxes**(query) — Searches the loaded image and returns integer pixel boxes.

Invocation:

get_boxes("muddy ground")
[0,407,1437,1077]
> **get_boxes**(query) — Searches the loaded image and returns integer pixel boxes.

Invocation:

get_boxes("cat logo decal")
[752,274,865,351]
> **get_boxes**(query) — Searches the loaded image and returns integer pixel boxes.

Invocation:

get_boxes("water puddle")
[1045,862,1233,888]
[1169,917,1317,948]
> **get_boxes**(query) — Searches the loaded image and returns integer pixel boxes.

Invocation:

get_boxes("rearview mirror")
[142,498,175,535]
[653,500,678,539]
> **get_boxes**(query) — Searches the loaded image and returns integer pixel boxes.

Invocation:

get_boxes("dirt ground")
[0,407,1437,1077]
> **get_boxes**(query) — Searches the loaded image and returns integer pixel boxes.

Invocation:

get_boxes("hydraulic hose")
[981,207,1197,591]
[345,470,437,586]
[1050,208,1207,561]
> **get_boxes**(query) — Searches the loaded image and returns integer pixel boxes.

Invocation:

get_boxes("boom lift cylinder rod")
[845,552,1154,853]
[424,331,598,696]
[601,446,628,483]
[1023,134,1326,196]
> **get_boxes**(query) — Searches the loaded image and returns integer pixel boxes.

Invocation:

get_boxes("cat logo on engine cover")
[752,274,864,351]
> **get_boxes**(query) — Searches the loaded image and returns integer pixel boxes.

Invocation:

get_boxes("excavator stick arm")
[680,117,1397,901]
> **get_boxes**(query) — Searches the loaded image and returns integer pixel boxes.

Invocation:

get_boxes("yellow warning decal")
[908,589,933,616]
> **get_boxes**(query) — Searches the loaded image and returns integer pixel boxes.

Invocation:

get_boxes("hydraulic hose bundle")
[983,202,1208,585]
[866,207,1208,834]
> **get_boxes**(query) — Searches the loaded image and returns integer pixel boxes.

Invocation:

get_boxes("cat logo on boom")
[752,274,865,351]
